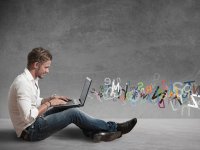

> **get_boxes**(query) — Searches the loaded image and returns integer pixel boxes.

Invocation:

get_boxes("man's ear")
[33,62,40,69]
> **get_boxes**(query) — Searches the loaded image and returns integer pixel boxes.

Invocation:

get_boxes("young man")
[8,47,137,142]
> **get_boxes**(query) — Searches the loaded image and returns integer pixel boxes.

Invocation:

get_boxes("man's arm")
[41,95,69,104]
[38,101,51,116]
[38,97,68,116]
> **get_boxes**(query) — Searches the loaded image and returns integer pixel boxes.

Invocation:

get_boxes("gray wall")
[0,0,200,118]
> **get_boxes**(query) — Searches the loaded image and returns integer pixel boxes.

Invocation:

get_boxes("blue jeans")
[25,107,117,141]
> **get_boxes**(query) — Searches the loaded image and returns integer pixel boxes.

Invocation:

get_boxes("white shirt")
[8,68,43,137]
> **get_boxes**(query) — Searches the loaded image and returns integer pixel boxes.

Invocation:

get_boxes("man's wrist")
[49,96,54,101]
[48,101,51,107]
[44,103,49,109]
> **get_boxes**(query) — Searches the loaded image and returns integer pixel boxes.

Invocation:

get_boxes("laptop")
[54,77,92,108]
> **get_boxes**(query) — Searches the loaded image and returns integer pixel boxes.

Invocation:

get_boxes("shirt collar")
[24,68,39,83]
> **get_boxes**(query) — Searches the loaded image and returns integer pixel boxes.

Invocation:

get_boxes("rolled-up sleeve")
[36,97,43,107]
[16,81,39,123]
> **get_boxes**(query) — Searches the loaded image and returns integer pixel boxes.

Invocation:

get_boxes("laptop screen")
[79,77,92,105]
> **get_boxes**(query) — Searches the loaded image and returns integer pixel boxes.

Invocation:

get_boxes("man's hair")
[27,47,52,68]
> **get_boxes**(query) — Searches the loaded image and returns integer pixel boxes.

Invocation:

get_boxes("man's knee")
[65,108,80,116]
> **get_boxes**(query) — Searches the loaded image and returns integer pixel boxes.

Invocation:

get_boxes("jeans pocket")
[29,117,49,141]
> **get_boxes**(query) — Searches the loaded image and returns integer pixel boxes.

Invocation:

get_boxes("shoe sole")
[93,131,122,142]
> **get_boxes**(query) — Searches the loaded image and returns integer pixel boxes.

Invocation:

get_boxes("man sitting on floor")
[8,47,137,142]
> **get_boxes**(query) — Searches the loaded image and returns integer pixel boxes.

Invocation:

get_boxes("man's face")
[36,60,51,79]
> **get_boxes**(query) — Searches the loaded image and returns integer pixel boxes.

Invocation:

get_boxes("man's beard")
[38,74,46,79]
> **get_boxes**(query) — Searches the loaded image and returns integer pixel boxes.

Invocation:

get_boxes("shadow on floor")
[53,127,93,142]
[0,129,20,143]
[0,127,93,143]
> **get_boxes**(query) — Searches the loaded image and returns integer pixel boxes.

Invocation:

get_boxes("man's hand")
[49,95,73,106]
[49,98,67,106]
[52,95,69,101]
[38,95,70,116]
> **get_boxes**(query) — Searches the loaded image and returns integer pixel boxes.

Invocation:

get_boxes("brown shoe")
[92,131,122,142]
[117,118,137,134]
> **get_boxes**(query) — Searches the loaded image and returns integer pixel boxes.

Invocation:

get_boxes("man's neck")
[28,68,37,79]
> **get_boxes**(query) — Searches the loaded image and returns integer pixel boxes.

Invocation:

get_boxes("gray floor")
[0,119,200,150]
